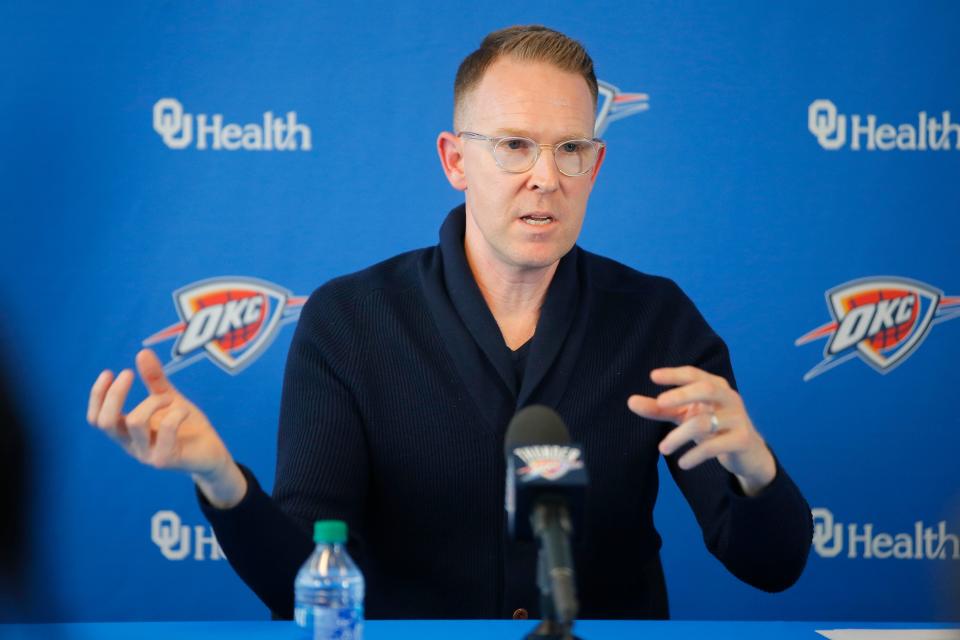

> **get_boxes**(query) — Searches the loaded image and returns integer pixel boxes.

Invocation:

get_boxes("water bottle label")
[294,604,363,640]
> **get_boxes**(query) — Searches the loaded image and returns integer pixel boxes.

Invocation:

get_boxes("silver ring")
[708,413,720,434]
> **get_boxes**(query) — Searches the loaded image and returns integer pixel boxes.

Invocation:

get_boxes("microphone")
[504,405,587,630]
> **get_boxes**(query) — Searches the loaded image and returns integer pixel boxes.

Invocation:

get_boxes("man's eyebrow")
[491,127,593,140]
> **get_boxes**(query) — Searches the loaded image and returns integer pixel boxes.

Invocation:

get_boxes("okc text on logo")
[808,99,959,151]
[143,276,306,375]
[795,276,960,381]
[153,98,312,151]
[515,445,584,482]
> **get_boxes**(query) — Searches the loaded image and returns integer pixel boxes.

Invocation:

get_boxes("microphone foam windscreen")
[504,405,570,455]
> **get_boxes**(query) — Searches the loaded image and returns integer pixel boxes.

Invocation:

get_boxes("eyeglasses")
[457,131,605,177]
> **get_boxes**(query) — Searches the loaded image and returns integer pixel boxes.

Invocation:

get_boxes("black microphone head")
[504,405,570,456]
[503,405,587,541]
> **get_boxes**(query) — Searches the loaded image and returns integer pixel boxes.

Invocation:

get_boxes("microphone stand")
[524,500,583,640]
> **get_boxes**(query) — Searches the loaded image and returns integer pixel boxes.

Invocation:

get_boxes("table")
[1,620,957,639]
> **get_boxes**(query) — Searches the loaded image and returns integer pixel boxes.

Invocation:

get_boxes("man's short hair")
[453,25,598,129]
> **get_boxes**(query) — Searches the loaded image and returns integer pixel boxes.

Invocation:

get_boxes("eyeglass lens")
[493,138,597,175]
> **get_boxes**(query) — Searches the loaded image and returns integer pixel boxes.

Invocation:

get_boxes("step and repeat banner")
[1,0,957,624]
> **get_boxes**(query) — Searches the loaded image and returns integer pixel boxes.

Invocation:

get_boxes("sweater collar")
[425,204,585,425]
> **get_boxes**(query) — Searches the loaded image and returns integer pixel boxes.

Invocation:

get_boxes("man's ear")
[437,131,467,191]
[588,144,606,186]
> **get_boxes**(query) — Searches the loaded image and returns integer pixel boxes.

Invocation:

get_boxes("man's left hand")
[627,366,776,497]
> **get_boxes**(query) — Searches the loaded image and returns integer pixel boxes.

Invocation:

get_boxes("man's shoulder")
[579,248,726,366]
[301,247,432,319]
[579,248,685,301]
[326,247,428,293]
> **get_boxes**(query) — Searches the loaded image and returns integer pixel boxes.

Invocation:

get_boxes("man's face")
[454,57,603,273]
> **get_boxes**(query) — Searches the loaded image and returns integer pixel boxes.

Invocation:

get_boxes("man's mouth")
[520,214,554,226]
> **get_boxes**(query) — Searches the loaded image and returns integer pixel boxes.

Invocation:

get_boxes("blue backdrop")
[1,0,958,623]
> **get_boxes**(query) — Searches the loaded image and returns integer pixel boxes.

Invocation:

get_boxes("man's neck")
[463,238,558,350]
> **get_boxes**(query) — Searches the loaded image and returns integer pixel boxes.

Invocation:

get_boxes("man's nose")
[528,145,560,193]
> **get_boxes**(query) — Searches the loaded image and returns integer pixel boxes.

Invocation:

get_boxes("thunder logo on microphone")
[513,445,585,482]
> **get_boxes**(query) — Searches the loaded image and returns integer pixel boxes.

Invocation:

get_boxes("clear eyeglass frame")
[457,131,605,177]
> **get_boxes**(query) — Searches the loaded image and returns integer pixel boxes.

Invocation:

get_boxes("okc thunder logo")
[515,445,584,482]
[594,80,649,137]
[143,276,306,375]
[519,459,582,482]
[796,276,960,381]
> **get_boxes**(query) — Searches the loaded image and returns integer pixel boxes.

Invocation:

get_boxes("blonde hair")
[453,25,598,128]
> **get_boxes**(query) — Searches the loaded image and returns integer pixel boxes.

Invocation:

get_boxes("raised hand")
[87,348,247,508]
[628,366,776,496]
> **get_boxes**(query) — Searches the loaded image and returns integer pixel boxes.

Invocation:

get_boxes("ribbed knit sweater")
[199,205,812,620]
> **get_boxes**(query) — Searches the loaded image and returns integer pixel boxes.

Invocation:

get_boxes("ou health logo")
[152,98,312,151]
[808,99,847,150]
[151,510,224,561]
[143,276,306,375]
[808,98,959,151]
[795,276,960,381]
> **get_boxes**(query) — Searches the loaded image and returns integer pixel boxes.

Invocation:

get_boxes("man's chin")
[507,247,573,271]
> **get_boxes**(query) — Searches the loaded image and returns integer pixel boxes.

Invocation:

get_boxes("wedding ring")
[709,413,720,435]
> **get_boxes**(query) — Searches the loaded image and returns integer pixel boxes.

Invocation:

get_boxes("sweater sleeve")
[197,464,313,618]
[661,286,813,592]
[198,287,370,618]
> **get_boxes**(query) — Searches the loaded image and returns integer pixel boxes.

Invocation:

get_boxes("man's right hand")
[86,348,248,509]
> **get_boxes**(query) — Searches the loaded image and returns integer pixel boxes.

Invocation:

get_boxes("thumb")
[136,348,175,396]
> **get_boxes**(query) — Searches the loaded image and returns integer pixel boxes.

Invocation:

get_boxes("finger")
[95,369,134,435]
[627,394,684,423]
[136,348,174,396]
[656,379,726,409]
[87,370,114,425]
[651,366,728,389]
[677,432,738,470]
[659,412,715,456]
[150,405,189,468]
[125,393,175,432]
[125,396,173,457]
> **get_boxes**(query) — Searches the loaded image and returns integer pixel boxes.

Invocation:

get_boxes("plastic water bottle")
[294,520,365,640]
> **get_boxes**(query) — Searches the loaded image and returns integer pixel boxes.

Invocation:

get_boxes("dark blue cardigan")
[200,205,812,620]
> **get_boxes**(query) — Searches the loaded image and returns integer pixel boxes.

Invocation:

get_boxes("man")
[87,26,812,619]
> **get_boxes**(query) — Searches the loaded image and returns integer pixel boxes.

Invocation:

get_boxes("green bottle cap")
[313,520,347,544]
